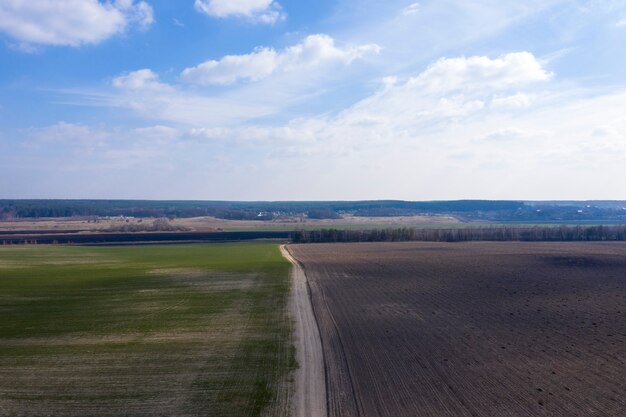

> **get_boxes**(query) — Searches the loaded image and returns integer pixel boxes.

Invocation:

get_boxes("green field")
[0,242,294,417]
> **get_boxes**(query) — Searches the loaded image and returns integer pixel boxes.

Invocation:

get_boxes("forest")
[291,225,626,243]
[2,199,625,223]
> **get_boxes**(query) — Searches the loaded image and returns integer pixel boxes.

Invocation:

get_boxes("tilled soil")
[289,242,626,417]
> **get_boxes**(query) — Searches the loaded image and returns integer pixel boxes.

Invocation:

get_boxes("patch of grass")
[223,223,454,232]
[222,222,626,232]
[0,242,294,417]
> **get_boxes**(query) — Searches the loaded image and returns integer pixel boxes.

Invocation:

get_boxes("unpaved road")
[281,245,327,417]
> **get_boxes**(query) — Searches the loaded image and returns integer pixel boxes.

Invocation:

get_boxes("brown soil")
[289,242,626,417]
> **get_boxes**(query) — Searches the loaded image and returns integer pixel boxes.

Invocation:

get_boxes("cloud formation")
[185,51,554,153]
[181,34,381,85]
[112,69,172,91]
[27,122,108,145]
[108,68,276,126]
[491,93,533,109]
[0,0,153,47]
[4,0,626,200]
[103,51,549,131]
[408,52,551,93]
[402,3,420,16]
[194,0,285,24]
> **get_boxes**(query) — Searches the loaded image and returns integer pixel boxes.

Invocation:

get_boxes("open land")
[289,242,626,417]
[0,214,460,233]
[0,242,294,417]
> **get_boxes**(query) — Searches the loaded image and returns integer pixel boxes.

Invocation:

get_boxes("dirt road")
[280,245,327,417]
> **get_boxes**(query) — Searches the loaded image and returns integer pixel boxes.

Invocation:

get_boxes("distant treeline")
[99,218,190,233]
[1,199,625,223]
[291,226,626,243]
[0,200,273,220]
[0,199,524,220]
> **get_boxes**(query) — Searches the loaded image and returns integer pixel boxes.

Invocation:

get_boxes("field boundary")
[291,225,626,243]
[0,231,291,245]
[280,245,327,417]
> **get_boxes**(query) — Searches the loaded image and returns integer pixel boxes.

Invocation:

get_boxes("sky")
[1,0,625,200]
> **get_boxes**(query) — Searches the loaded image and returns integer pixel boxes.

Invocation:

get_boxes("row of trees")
[99,218,190,232]
[291,226,626,243]
[0,203,273,221]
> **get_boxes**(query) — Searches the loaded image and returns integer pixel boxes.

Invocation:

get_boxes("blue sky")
[1,0,625,200]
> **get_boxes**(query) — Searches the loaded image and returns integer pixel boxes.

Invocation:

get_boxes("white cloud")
[402,3,420,16]
[183,48,278,86]
[117,0,154,28]
[189,124,315,145]
[12,83,626,200]
[296,52,551,138]
[8,1,626,200]
[28,122,108,144]
[17,122,190,175]
[23,122,110,157]
[181,34,381,85]
[617,18,626,27]
[190,51,554,152]
[181,88,626,199]
[491,93,532,109]
[408,52,551,93]
[104,68,276,126]
[194,0,285,24]
[477,128,534,141]
[592,125,623,139]
[133,125,181,140]
[99,52,548,130]
[0,0,153,47]
[113,69,172,91]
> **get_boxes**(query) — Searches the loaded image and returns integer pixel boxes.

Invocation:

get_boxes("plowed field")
[289,242,626,417]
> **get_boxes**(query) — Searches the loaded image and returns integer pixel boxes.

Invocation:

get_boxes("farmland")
[0,242,294,417]
[0,213,460,234]
[289,242,626,417]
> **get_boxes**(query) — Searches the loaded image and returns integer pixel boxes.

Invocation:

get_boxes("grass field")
[0,242,295,417]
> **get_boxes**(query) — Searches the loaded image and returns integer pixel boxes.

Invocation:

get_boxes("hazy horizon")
[2,1,626,200]
[2,198,626,203]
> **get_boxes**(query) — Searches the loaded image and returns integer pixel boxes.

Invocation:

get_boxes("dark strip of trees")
[0,231,291,245]
[290,226,626,243]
